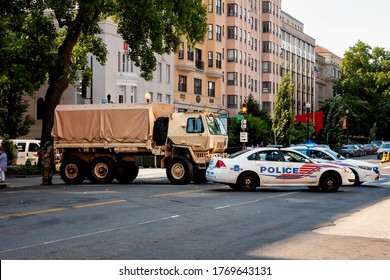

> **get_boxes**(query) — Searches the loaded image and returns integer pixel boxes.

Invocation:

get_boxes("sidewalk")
[1,168,168,188]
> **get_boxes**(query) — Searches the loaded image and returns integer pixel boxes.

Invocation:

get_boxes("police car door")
[280,150,318,185]
[254,150,285,185]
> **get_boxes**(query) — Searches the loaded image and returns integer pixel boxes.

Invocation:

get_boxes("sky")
[281,0,390,57]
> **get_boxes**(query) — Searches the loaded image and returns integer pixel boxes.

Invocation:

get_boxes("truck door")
[185,116,207,151]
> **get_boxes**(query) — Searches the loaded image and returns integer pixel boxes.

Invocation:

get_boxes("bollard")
[381,152,390,163]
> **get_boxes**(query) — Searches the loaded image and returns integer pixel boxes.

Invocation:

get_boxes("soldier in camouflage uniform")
[39,141,54,185]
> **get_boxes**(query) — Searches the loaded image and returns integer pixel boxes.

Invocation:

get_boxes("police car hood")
[312,158,376,168]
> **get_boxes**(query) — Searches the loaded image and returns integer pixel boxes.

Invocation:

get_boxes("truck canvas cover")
[51,103,173,143]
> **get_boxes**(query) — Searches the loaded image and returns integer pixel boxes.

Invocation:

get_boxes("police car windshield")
[324,148,345,160]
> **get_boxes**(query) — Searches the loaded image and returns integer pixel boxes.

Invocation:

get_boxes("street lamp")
[345,109,349,144]
[145,91,151,103]
[306,102,311,143]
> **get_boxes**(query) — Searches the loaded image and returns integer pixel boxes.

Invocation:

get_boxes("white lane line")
[382,165,390,169]
[0,215,180,254]
[214,192,296,209]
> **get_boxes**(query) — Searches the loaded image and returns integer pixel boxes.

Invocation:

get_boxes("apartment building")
[280,10,316,116]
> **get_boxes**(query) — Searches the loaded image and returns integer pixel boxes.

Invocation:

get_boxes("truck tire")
[60,157,86,185]
[115,161,139,183]
[153,117,169,146]
[320,172,340,192]
[89,157,115,184]
[166,156,194,185]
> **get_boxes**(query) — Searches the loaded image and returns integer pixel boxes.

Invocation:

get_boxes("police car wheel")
[237,172,258,191]
[320,173,340,192]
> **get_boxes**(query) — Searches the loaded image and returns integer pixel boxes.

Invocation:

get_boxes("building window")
[227,3,238,16]
[208,0,213,13]
[262,101,272,113]
[178,42,184,59]
[208,81,215,97]
[227,95,238,108]
[166,94,171,104]
[178,75,187,92]
[227,72,238,85]
[157,62,162,82]
[263,21,272,33]
[208,24,213,40]
[216,0,221,15]
[262,81,271,93]
[187,46,194,61]
[262,1,272,13]
[216,52,222,68]
[157,93,162,102]
[227,49,238,62]
[122,54,128,72]
[216,25,222,42]
[262,61,271,73]
[166,64,171,83]
[263,41,272,53]
[227,26,238,39]
[194,78,202,95]
[208,51,213,67]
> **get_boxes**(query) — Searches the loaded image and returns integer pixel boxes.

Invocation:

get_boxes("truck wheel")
[320,173,340,192]
[153,117,169,146]
[193,169,208,184]
[166,156,194,185]
[60,157,86,185]
[115,162,139,183]
[90,157,115,184]
[237,172,258,191]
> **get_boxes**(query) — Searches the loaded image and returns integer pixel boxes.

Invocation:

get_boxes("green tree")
[272,73,294,147]
[334,41,390,140]
[0,0,207,145]
[323,95,347,149]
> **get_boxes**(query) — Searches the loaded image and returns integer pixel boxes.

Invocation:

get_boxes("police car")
[290,145,380,185]
[206,147,355,192]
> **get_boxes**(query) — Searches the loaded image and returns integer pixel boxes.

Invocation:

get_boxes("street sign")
[241,119,247,129]
[235,114,243,121]
[240,132,248,142]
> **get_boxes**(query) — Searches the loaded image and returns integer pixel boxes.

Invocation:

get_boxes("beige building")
[315,45,342,110]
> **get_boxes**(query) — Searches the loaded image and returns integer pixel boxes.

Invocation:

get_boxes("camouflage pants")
[42,159,53,185]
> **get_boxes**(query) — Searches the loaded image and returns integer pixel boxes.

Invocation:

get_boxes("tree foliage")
[0,0,207,144]
[333,40,390,140]
[323,95,347,149]
[272,73,294,147]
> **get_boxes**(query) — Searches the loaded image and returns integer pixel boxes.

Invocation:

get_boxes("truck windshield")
[206,115,227,135]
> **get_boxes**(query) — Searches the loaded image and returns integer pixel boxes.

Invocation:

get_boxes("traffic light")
[241,103,247,114]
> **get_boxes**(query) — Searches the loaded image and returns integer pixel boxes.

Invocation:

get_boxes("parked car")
[377,142,390,160]
[339,145,362,157]
[206,147,355,192]
[362,143,379,155]
[371,140,384,148]
[291,146,380,185]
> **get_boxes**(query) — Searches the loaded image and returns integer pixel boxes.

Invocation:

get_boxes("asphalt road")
[1,156,390,260]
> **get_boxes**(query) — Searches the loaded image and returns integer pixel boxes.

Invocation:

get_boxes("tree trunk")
[40,78,69,146]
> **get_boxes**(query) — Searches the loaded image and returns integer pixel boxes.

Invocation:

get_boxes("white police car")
[290,146,380,185]
[206,147,355,192]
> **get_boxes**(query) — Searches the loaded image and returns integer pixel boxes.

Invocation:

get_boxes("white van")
[13,140,41,165]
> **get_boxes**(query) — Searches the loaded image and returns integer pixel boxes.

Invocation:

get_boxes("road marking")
[149,185,227,198]
[0,199,127,219]
[0,215,180,254]
[214,192,296,209]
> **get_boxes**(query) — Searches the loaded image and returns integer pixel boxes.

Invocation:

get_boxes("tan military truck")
[52,103,228,185]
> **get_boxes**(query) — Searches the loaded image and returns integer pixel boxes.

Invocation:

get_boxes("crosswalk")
[362,175,390,188]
